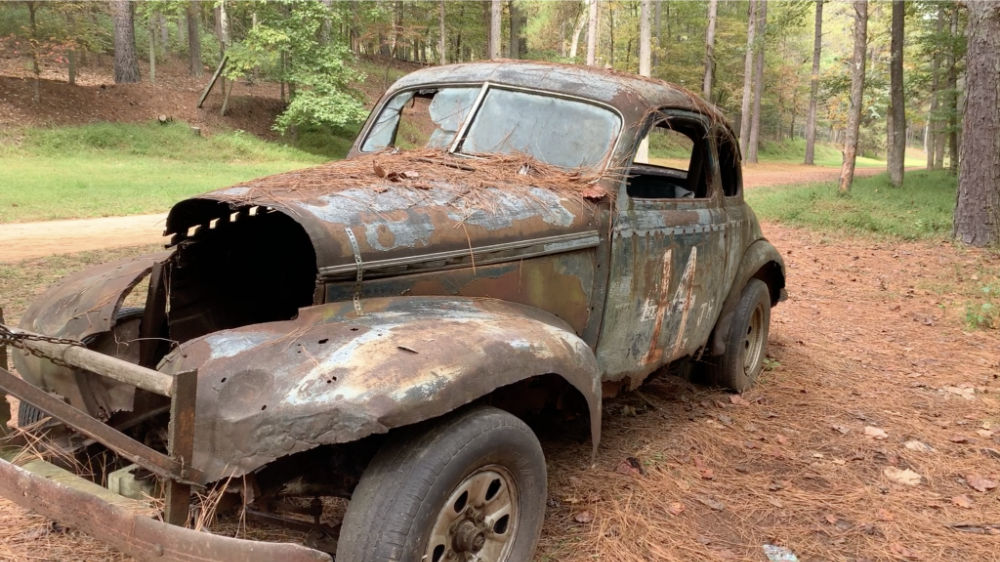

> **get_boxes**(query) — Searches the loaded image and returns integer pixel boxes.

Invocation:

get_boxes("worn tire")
[16,307,144,428]
[336,406,547,562]
[708,279,771,392]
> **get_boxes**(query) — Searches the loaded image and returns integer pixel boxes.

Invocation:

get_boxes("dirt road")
[0,163,886,263]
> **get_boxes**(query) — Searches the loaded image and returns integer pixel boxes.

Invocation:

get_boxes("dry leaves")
[965,473,998,492]
[573,510,593,524]
[951,495,974,508]
[864,426,889,440]
[883,467,922,486]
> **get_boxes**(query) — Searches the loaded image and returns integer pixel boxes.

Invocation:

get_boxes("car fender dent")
[158,296,603,482]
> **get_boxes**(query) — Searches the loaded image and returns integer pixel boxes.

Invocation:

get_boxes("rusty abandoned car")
[0,61,785,561]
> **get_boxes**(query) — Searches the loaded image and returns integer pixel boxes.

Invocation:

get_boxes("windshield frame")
[357,81,626,172]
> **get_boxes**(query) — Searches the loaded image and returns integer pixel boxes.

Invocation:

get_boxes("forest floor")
[2,220,998,562]
[2,56,999,561]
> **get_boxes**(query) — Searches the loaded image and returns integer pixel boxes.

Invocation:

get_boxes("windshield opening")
[361,86,621,170]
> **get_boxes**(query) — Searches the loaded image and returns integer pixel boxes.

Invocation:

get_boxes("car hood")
[165,151,607,276]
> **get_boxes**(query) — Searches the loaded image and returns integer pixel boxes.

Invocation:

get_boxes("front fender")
[13,252,171,408]
[158,296,602,482]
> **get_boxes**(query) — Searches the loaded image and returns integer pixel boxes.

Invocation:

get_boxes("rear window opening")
[166,203,318,343]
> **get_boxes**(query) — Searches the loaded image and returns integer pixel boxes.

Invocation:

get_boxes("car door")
[595,110,730,388]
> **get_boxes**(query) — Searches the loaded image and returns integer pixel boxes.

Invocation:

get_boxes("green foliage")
[224,0,367,134]
[746,170,956,240]
[964,284,999,330]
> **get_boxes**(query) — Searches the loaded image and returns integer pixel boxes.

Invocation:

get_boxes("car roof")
[387,60,728,126]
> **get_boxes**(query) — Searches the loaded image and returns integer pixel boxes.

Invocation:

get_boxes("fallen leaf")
[941,386,976,400]
[876,508,894,521]
[889,542,918,560]
[700,468,715,480]
[831,424,850,435]
[573,510,593,523]
[977,429,995,438]
[950,435,969,443]
[667,502,685,516]
[904,440,934,452]
[580,186,607,201]
[824,514,838,525]
[864,426,888,440]
[729,394,750,406]
[883,467,922,486]
[615,457,644,477]
[951,495,974,509]
[696,496,725,511]
[775,434,789,445]
[372,161,386,178]
[965,473,998,492]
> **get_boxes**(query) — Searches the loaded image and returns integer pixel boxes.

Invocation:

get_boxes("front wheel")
[336,406,547,562]
[708,278,772,392]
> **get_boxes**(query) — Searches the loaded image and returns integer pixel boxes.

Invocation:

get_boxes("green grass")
[756,138,926,168]
[0,121,333,222]
[746,169,957,241]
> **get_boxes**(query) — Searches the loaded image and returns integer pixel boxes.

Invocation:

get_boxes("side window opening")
[716,130,742,197]
[627,116,713,200]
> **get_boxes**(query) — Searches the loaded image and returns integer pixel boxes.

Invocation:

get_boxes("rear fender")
[158,296,602,482]
[708,239,786,356]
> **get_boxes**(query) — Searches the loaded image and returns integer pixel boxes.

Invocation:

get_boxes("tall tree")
[702,0,718,101]
[186,1,201,77]
[804,0,823,165]
[738,0,758,157]
[747,0,767,164]
[569,2,587,62]
[586,0,598,66]
[508,0,521,58]
[953,1,1000,246]
[838,0,868,195]
[111,0,140,83]
[946,5,959,174]
[438,0,446,64]
[887,0,905,187]
[489,0,501,59]
[634,0,652,163]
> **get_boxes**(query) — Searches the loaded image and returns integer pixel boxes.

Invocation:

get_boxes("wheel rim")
[742,301,766,376]
[425,465,518,562]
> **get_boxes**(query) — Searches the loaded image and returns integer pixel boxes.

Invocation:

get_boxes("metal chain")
[0,323,84,369]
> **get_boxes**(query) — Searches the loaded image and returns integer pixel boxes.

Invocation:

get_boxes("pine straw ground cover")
[2,222,999,561]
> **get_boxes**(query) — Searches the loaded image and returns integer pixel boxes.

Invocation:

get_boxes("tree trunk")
[838,1,868,195]
[439,0,447,64]
[508,0,520,59]
[738,0,758,157]
[186,1,202,77]
[569,2,587,61]
[27,1,40,103]
[947,5,959,174]
[586,0,598,66]
[954,0,1000,246]
[158,13,168,51]
[747,0,766,164]
[702,0,718,101]
[148,15,156,84]
[887,0,905,186]
[804,0,823,165]
[652,0,661,69]
[638,0,651,76]
[111,0,140,83]
[489,0,502,59]
[933,5,946,169]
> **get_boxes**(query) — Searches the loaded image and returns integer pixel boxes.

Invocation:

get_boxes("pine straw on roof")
[230,149,616,207]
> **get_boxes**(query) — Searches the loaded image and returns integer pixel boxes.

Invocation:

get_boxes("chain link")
[0,323,84,369]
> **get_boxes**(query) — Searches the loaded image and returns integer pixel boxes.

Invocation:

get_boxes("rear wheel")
[708,279,771,392]
[336,406,547,562]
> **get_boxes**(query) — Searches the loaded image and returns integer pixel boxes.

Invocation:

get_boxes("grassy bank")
[746,169,956,241]
[0,121,332,223]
